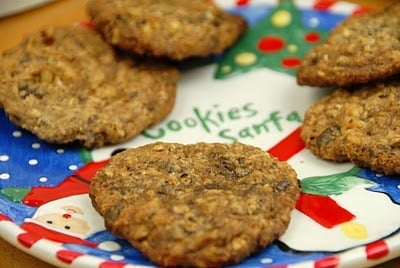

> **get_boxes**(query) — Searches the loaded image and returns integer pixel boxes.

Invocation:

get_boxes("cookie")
[0,25,179,148]
[90,142,300,267]
[86,0,247,60]
[296,3,400,87]
[301,76,400,175]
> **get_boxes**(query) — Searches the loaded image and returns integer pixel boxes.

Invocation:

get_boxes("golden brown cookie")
[296,4,400,87]
[0,25,179,148]
[301,76,400,175]
[86,0,247,60]
[90,142,300,267]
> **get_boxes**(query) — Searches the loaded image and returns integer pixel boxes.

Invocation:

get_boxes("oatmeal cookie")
[296,3,400,87]
[0,25,179,148]
[301,76,400,175]
[90,142,300,267]
[86,0,247,60]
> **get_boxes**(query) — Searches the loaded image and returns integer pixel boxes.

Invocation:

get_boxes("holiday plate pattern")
[1,0,400,267]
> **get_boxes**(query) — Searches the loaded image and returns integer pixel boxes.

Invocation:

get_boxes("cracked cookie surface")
[296,4,400,87]
[0,25,179,148]
[90,142,300,267]
[87,0,247,60]
[301,76,400,175]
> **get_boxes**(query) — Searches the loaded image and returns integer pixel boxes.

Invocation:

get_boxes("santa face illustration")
[22,194,105,243]
[33,205,90,236]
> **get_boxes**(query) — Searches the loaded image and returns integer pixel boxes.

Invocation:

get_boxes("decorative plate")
[0,1,399,267]
[0,0,54,18]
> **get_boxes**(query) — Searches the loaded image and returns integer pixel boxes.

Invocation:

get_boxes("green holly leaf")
[301,166,376,196]
[1,187,31,203]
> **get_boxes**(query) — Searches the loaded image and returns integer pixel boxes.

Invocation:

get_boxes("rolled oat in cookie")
[87,0,247,60]
[296,3,400,87]
[0,25,179,148]
[90,142,300,267]
[301,76,400,175]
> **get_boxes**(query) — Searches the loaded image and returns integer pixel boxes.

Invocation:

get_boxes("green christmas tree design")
[215,0,329,79]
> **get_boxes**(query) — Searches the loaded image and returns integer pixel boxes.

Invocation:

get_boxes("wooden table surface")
[0,0,399,267]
